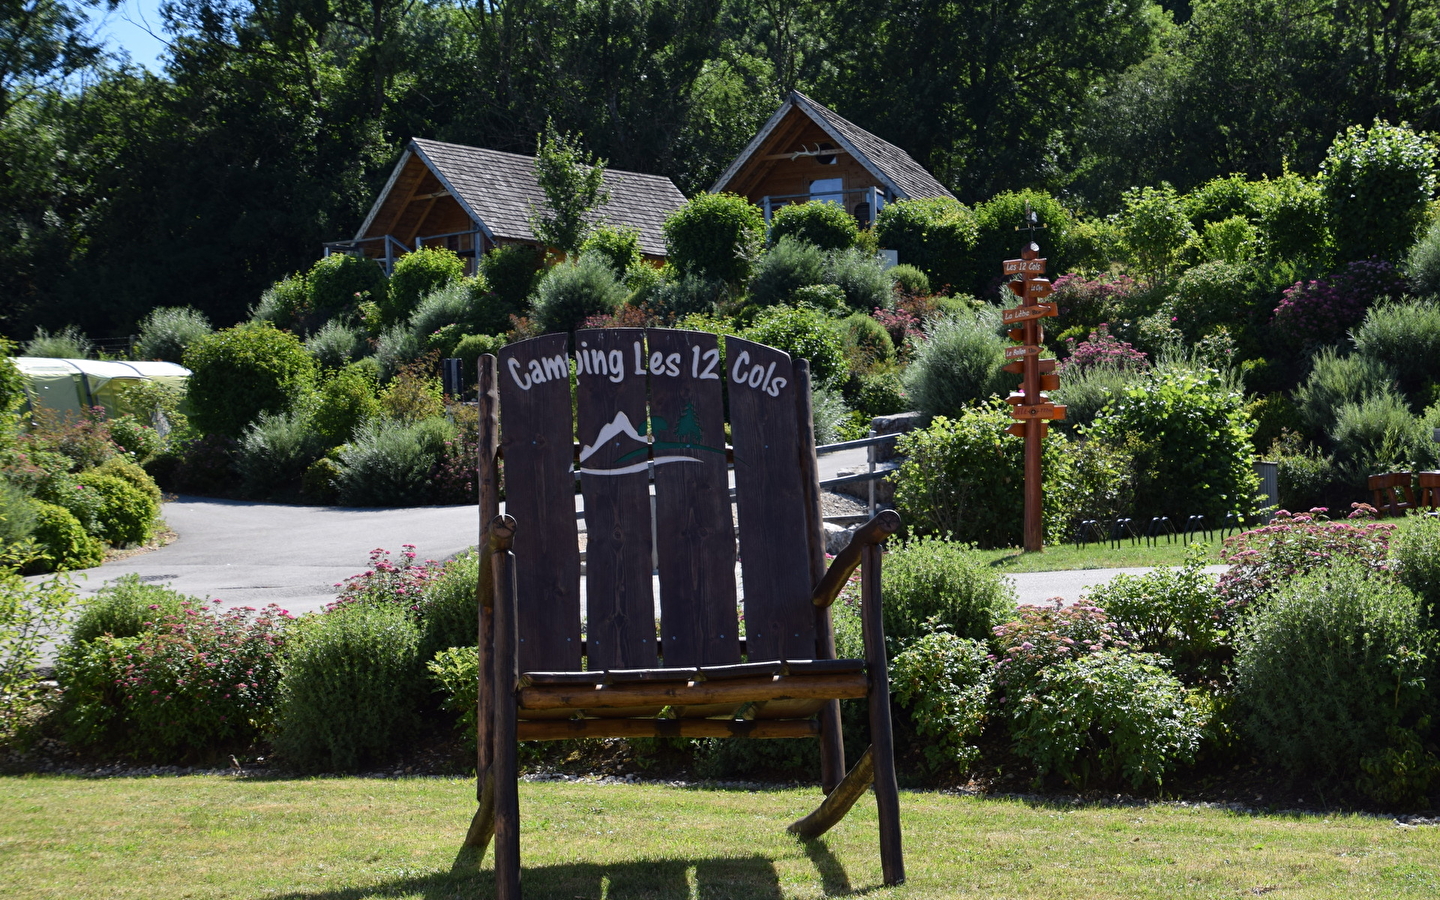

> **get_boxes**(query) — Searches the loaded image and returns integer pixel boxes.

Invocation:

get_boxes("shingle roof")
[408,138,686,256]
[710,92,954,201]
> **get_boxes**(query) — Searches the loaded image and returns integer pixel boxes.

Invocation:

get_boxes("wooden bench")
[465,328,904,896]
[1369,471,1416,517]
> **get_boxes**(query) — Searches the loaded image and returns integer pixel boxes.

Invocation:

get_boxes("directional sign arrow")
[1005,422,1050,437]
[1004,345,1042,360]
[1040,373,1060,391]
[1002,357,1057,375]
[1025,279,1054,299]
[1003,258,1046,275]
[1010,403,1067,421]
[1005,391,1050,406]
[1002,303,1057,324]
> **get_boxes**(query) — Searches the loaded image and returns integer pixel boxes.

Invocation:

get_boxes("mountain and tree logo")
[578,403,726,476]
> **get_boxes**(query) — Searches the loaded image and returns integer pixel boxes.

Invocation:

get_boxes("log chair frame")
[463,333,904,896]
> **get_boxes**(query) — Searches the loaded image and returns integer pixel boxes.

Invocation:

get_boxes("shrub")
[825,247,892,311]
[237,411,327,499]
[335,417,454,507]
[663,193,765,284]
[374,325,423,380]
[840,313,895,369]
[1007,649,1205,790]
[1269,431,1339,512]
[889,264,930,297]
[529,254,627,334]
[579,225,643,276]
[0,557,77,741]
[889,628,992,773]
[308,252,387,314]
[810,386,853,445]
[417,550,479,662]
[384,247,464,325]
[1217,508,1395,611]
[106,414,162,462]
[747,237,826,308]
[410,279,487,343]
[23,501,101,573]
[769,200,858,251]
[1392,514,1440,629]
[134,307,212,363]
[991,602,1121,697]
[23,408,115,471]
[850,370,908,418]
[1253,169,1330,264]
[274,603,421,772]
[184,323,317,439]
[170,434,238,496]
[1085,553,1235,683]
[252,274,310,330]
[302,456,342,504]
[1049,273,1140,330]
[1183,174,1262,228]
[646,274,728,322]
[1197,216,1259,265]
[312,362,380,445]
[1405,217,1440,297]
[427,645,478,755]
[1330,392,1432,488]
[1233,561,1437,793]
[66,575,189,649]
[1085,368,1257,523]
[377,358,445,423]
[479,244,544,322]
[1321,121,1438,265]
[1050,362,1141,433]
[0,481,36,547]
[901,310,1010,419]
[1274,258,1407,350]
[874,198,978,292]
[452,334,507,382]
[75,471,154,545]
[1050,436,1137,526]
[332,546,437,616]
[305,319,366,369]
[741,304,847,387]
[891,405,1072,548]
[1166,261,1256,341]
[1353,299,1440,403]
[1294,347,1398,444]
[94,455,161,508]
[882,537,1017,643]
[103,600,290,761]
[24,325,91,359]
[1058,324,1148,375]
[1116,183,1194,280]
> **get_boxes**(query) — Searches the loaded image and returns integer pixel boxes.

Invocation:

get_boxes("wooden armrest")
[811,510,901,608]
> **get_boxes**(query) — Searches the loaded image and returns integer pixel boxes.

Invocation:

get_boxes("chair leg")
[860,543,905,886]
[491,519,521,899]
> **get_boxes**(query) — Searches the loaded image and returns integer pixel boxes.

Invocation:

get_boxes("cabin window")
[810,178,844,205]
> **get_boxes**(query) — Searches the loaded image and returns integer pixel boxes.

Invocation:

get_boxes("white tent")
[14,358,190,419]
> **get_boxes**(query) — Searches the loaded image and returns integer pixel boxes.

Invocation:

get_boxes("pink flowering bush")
[331,545,437,616]
[1217,505,1395,611]
[1058,323,1149,374]
[873,305,923,354]
[1272,258,1405,348]
[59,598,291,761]
[1050,273,1139,326]
[991,601,1122,700]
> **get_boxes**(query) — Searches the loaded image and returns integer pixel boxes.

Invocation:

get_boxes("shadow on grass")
[259,841,864,899]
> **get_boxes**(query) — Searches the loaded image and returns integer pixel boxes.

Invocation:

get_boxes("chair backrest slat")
[575,328,658,670]
[647,328,740,667]
[725,336,817,661]
[498,334,582,672]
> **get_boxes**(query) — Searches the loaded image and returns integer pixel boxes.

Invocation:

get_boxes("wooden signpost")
[1003,211,1065,553]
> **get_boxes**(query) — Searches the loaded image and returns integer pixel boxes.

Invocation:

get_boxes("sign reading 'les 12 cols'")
[503,336,789,399]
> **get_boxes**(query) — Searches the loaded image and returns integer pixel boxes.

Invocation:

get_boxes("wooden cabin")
[711,91,954,226]
[331,138,688,274]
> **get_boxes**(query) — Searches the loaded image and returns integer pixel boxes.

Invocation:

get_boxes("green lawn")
[972,530,1230,573]
[1,775,1437,898]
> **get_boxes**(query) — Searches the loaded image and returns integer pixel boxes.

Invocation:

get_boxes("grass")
[971,530,1230,573]
[1,775,1437,898]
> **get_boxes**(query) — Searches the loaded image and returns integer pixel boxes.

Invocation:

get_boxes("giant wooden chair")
[464,328,904,897]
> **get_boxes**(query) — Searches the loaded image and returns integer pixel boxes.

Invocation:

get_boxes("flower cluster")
[331,545,437,615]
[990,601,1124,701]
[1272,258,1404,347]
[115,600,291,759]
[872,305,923,354]
[1058,323,1149,374]
[1217,505,1395,610]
